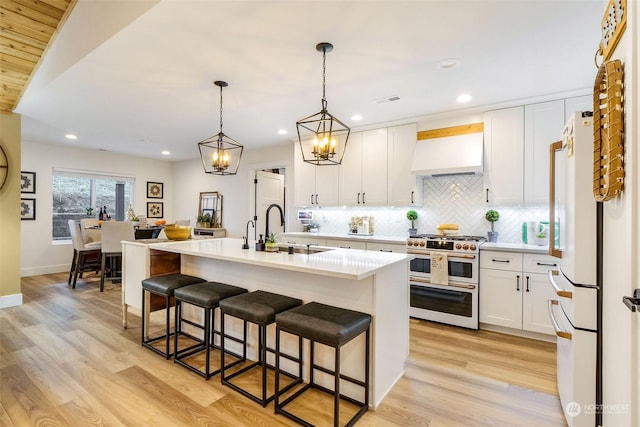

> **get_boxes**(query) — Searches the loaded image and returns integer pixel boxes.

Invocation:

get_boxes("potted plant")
[265,232,279,252]
[406,209,418,236]
[484,209,500,242]
[197,212,211,228]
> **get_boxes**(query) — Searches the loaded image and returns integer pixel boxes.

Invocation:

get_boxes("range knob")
[462,244,469,250]
[455,243,462,250]
[419,241,426,247]
[470,244,477,251]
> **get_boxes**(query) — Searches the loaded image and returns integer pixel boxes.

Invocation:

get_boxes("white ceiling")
[16,0,604,162]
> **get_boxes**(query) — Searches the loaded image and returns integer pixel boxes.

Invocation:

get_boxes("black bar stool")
[173,281,248,379]
[220,290,303,407]
[141,273,206,359]
[274,302,371,427]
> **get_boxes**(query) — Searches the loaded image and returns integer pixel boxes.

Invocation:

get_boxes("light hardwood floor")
[1,273,567,426]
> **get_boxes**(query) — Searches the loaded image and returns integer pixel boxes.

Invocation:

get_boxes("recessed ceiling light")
[277,129,288,135]
[161,150,170,155]
[438,58,459,70]
[456,93,472,103]
[65,134,78,140]
[351,114,363,121]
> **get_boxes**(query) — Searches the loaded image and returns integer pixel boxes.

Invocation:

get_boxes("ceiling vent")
[375,95,400,104]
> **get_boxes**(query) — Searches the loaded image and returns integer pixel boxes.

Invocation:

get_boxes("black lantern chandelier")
[198,81,243,175]
[296,42,350,166]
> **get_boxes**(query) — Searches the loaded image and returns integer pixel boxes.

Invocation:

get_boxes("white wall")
[171,142,294,239]
[20,141,173,276]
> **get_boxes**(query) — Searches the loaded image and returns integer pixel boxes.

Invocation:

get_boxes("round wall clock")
[0,144,8,190]
[593,59,624,202]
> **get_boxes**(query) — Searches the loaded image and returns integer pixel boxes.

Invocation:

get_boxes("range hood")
[411,132,484,177]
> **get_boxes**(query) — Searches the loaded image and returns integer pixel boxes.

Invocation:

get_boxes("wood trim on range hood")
[417,122,484,140]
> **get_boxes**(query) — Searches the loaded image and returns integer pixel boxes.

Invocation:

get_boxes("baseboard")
[21,264,69,277]
[479,323,556,343]
[0,293,23,308]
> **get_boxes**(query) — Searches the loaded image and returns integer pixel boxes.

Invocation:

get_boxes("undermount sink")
[277,244,332,255]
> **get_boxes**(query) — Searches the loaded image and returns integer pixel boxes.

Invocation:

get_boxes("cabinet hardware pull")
[516,275,520,291]
[548,299,572,340]
[411,191,414,204]
[548,270,573,298]
[486,188,489,203]
[491,258,510,263]
[357,192,361,204]
[362,192,366,204]
[379,249,392,252]
[537,262,558,267]
[340,246,351,249]
[310,194,314,205]
[315,194,319,204]
[526,275,530,292]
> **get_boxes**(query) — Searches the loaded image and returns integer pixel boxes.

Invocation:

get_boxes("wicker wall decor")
[596,0,626,64]
[593,59,624,202]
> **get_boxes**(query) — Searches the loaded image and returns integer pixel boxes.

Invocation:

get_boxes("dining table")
[82,225,163,244]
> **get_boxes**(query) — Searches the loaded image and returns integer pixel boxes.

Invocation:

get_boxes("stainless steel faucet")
[265,203,285,240]
[243,220,255,249]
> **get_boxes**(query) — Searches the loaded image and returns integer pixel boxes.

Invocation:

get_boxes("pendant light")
[198,81,243,175]
[296,42,350,166]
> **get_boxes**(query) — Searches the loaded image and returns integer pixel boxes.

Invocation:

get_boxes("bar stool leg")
[334,345,340,427]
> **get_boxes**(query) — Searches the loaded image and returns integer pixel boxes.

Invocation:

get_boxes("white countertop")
[481,241,550,254]
[146,237,412,280]
[282,231,408,245]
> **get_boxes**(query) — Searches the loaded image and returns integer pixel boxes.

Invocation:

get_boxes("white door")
[256,170,285,240]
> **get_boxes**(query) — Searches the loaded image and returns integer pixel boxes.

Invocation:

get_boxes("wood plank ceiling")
[0,0,76,114]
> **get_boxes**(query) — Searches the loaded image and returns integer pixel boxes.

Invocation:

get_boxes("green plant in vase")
[265,232,279,252]
[197,212,211,228]
[484,209,500,242]
[406,209,418,236]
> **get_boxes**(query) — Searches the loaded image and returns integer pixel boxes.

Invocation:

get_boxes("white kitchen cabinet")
[293,139,340,206]
[483,107,524,205]
[524,100,565,204]
[480,250,558,335]
[340,129,388,205]
[387,123,423,206]
[564,94,592,122]
[324,239,367,250]
[366,242,406,253]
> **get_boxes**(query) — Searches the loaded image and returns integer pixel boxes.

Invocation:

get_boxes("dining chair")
[100,221,135,292]
[68,220,102,288]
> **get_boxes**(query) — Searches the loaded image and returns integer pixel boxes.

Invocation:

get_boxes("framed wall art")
[21,171,36,194]
[21,198,36,220]
[147,181,163,199]
[147,201,163,218]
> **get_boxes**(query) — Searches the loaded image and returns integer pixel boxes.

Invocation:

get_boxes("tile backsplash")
[291,175,550,244]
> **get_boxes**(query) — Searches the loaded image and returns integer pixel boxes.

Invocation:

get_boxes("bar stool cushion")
[142,273,206,295]
[276,302,371,347]
[174,281,247,308]
[220,290,302,324]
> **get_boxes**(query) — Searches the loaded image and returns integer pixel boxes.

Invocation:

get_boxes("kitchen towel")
[430,251,448,285]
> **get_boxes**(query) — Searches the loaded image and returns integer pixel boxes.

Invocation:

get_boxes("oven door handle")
[410,276,476,290]
[547,299,572,340]
[407,250,476,260]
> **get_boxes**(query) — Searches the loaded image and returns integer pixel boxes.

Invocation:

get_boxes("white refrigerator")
[548,111,599,427]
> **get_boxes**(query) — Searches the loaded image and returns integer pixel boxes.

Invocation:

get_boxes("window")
[52,169,135,240]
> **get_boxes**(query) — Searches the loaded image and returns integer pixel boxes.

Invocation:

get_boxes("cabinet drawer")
[523,253,559,274]
[480,250,522,271]
[366,242,406,253]
[325,239,367,250]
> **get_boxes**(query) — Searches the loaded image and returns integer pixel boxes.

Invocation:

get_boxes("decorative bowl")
[164,224,192,240]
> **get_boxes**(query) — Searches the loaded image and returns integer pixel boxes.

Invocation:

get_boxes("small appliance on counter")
[348,216,374,235]
[522,221,557,245]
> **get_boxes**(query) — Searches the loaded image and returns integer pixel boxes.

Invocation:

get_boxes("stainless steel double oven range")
[406,234,485,329]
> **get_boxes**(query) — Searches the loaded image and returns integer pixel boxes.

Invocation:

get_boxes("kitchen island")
[123,237,411,407]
